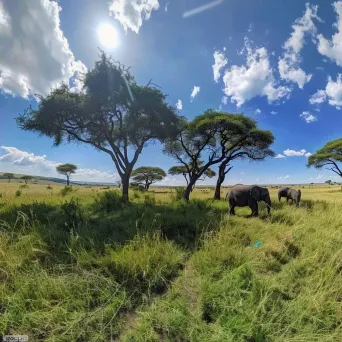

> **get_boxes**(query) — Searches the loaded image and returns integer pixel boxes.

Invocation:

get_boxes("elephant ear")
[250,186,261,201]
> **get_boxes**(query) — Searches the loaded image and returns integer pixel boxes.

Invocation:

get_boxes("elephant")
[227,184,271,217]
[278,187,301,207]
[286,189,301,207]
[278,187,290,202]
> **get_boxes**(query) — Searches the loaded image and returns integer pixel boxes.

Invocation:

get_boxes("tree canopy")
[3,173,14,183]
[20,175,33,184]
[56,164,77,186]
[131,166,166,191]
[164,110,274,200]
[308,139,342,178]
[17,53,182,202]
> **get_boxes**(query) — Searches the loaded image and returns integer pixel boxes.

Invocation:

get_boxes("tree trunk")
[184,178,197,201]
[66,175,70,186]
[214,177,224,200]
[122,175,130,202]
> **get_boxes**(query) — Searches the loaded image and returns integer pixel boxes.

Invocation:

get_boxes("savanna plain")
[0,181,341,341]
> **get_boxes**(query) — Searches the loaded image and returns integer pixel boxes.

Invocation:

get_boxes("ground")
[0,182,341,341]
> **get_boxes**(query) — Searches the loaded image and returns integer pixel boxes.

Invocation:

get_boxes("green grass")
[0,183,342,341]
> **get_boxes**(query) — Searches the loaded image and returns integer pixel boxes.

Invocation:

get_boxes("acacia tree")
[164,110,274,200]
[21,175,33,184]
[56,164,77,186]
[308,139,342,180]
[3,173,14,183]
[168,161,216,190]
[17,53,181,201]
[131,166,166,191]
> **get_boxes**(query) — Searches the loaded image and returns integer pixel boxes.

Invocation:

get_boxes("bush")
[15,190,22,197]
[93,190,123,212]
[172,187,185,201]
[60,185,73,196]
[131,183,145,192]
[47,185,53,190]
[133,191,141,199]
[19,184,29,189]
[61,197,84,227]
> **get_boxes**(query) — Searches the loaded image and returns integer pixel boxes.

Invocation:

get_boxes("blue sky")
[2,0,342,185]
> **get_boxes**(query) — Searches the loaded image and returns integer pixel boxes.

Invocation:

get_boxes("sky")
[1,0,342,185]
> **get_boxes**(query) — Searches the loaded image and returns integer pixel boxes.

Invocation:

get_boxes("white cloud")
[221,96,228,105]
[305,152,312,157]
[278,4,320,88]
[317,1,342,66]
[0,146,119,182]
[176,99,183,110]
[275,154,286,159]
[309,89,327,104]
[190,86,200,100]
[310,74,342,108]
[283,148,311,157]
[0,1,87,98]
[277,175,290,180]
[212,50,228,82]
[109,0,159,33]
[300,111,317,123]
[254,108,261,114]
[248,23,253,33]
[271,111,277,115]
[165,2,169,11]
[222,43,290,107]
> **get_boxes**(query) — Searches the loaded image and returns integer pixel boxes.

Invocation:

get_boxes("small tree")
[168,161,216,190]
[4,173,14,183]
[164,110,274,200]
[17,53,181,202]
[131,166,166,191]
[56,164,77,186]
[325,180,332,185]
[21,175,33,184]
[308,139,342,179]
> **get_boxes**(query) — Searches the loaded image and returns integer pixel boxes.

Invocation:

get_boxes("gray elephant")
[227,184,271,217]
[278,187,290,201]
[278,187,301,207]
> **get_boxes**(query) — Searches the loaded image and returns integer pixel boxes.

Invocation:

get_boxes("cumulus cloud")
[278,4,320,88]
[176,99,183,110]
[271,111,277,115]
[309,74,342,108]
[277,175,290,180]
[109,0,159,34]
[254,108,261,114]
[190,86,200,101]
[283,149,312,157]
[222,42,290,107]
[221,96,228,105]
[309,89,327,104]
[275,154,286,158]
[0,146,119,182]
[300,111,317,123]
[0,0,87,98]
[317,1,342,66]
[212,50,228,82]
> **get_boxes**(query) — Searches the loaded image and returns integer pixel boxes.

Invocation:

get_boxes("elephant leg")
[249,201,258,217]
[229,199,236,215]
[286,197,289,203]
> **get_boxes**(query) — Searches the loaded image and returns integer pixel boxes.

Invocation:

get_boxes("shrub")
[19,184,29,189]
[131,183,145,192]
[60,185,73,196]
[171,187,185,201]
[0,193,2,198]
[46,185,53,190]
[93,190,123,212]
[15,190,22,197]
[61,197,84,226]
[133,191,141,199]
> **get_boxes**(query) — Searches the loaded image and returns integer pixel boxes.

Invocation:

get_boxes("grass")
[0,183,341,341]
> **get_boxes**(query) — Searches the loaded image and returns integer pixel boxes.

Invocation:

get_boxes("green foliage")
[131,166,166,191]
[56,163,77,175]
[92,190,123,212]
[131,182,145,192]
[60,197,84,227]
[15,190,22,197]
[308,138,342,178]
[60,185,73,196]
[172,187,186,201]
[144,193,156,205]
[20,175,33,184]
[3,172,14,182]
[17,53,183,201]
[46,185,53,190]
[325,180,333,185]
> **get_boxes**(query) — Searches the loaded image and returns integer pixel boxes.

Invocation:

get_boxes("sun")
[98,23,119,48]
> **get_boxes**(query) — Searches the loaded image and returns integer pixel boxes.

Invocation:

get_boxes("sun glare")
[98,23,118,48]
